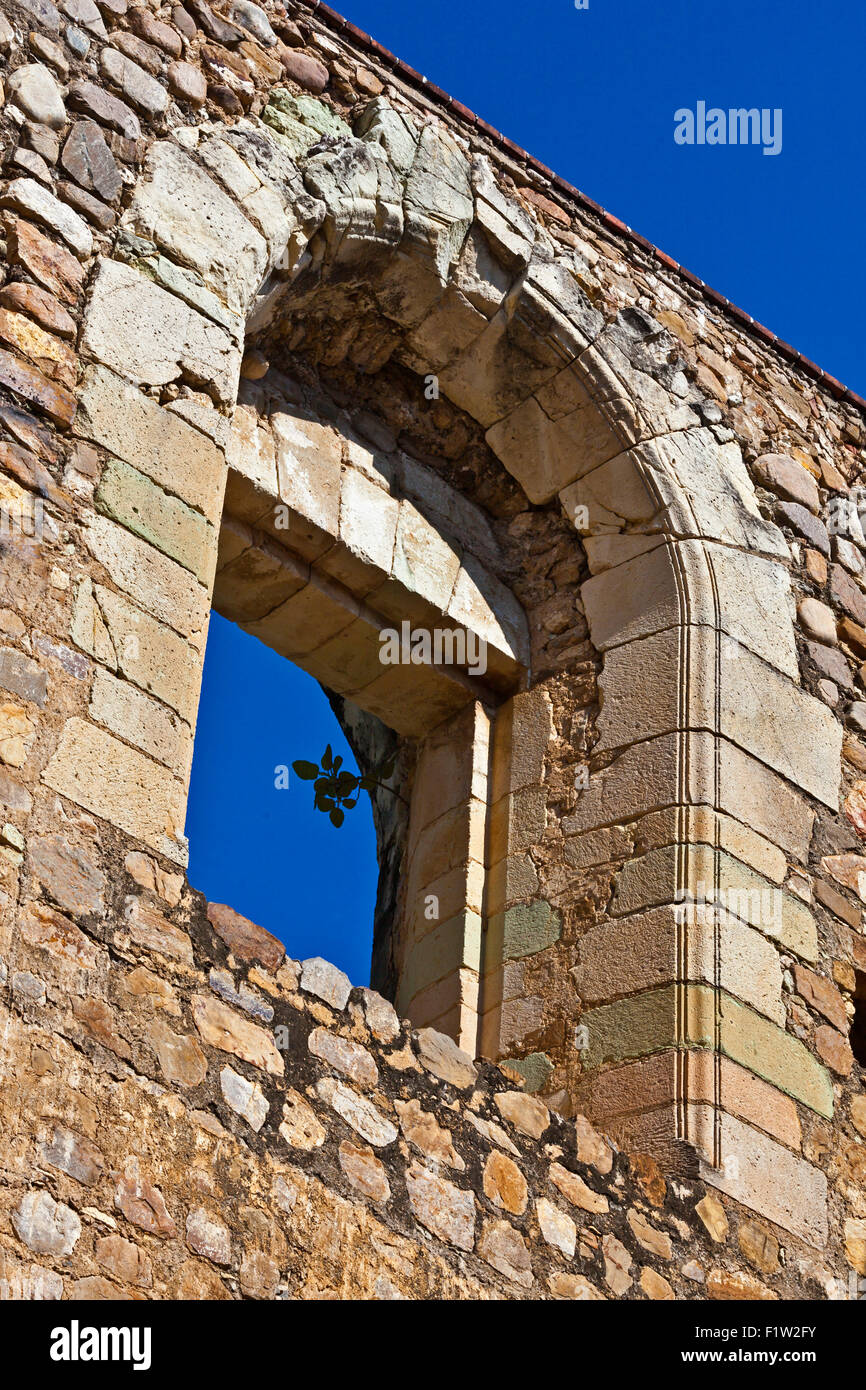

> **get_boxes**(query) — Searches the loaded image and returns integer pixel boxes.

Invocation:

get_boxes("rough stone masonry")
[0,0,864,1301]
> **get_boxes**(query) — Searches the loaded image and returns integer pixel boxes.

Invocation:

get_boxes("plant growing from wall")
[292,745,399,827]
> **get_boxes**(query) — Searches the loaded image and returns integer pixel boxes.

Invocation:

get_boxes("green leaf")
[333,755,342,771]
[343,798,357,809]
[322,744,333,771]
[359,776,376,792]
[292,760,319,781]
[329,807,345,828]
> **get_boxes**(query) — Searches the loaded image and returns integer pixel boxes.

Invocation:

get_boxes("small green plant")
[292,745,397,828]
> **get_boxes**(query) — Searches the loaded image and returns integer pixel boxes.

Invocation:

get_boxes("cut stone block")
[43,717,187,863]
[80,259,241,407]
[575,903,786,1023]
[76,364,227,522]
[581,984,833,1118]
[697,1108,828,1248]
[612,843,817,961]
[582,538,798,680]
[96,458,217,585]
[84,513,211,651]
[122,141,268,316]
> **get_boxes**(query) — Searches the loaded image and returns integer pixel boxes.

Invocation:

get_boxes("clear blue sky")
[187,0,865,986]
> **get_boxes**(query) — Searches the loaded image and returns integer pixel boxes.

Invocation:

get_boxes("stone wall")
[0,0,864,1299]
[0,872,849,1300]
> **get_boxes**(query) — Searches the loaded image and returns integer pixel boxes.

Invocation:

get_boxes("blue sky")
[187,0,864,985]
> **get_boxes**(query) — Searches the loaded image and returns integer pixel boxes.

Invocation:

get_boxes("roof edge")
[298,0,864,417]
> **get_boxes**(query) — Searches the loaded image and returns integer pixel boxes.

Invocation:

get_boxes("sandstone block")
[80,259,240,407]
[43,718,187,862]
[192,994,284,1075]
[123,142,268,315]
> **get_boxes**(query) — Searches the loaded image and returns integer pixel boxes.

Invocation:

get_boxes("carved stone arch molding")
[57,94,841,1245]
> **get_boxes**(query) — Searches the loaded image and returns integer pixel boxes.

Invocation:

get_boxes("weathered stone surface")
[548,1270,606,1300]
[13,1191,81,1255]
[148,1019,208,1086]
[0,701,36,767]
[493,1089,549,1139]
[777,501,830,554]
[706,1268,777,1301]
[60,119,121,201]
[83,516,210,657]
[574,1113,615,1174]
[279,1088,326,1150]
[308,1027,378,1088]
[753,453,820,512]
[19,903,101,970]
[95,1235,152,1287]
[29,833,105,917]
[96,457,216,583]
[186,1207,231,1264]
[483,1150,528,1215]
[395,1098,463,1168]
[100,46,168,114]
[737,1220,780,1275]
[80,259,240,407]
[206,901,284,971]
[696,1193,729,1242]
[7,64,67,129]
[405,1161,475,1250]
[627,1209,672,1259]
[0,346,76,427]
[640,1267,675,1300]
[239,1249,279,1300]
[168,60,207,105]
[793,963,848,1031]
[601,1233,633,1294]
[1,178,92,257]
[0,282,76,338]
[814,1023,854,1075]
[358,987,400,1042]
[130,6,183,56]
[478,1218,533,1287]
[0,305,77,387]
[219,1066,268,1130]
[76,365,226,522]
[113,30,162,74]
[124,897,193,964]
[295,956,354,1011]
[415,1027,477,1089]
[3,215,84,304]
[123,142,268,316]
[43,719,187,863]
[68,78,141,139]
[279,48,328,93]
[0,646,48,705]
[549,1162,609,1214]
[798,596,837,644]
[97,1234,154,1284]
[192,994,284,1075]
[39,1124,104,1184]
[338,1141,391,1203]
[315,1077,397,1147]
